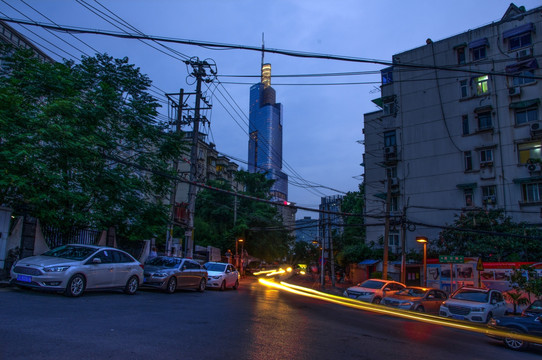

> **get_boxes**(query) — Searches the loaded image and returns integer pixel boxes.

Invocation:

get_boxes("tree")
[436,209,542,261]
[194,171,292,262]
[0,48,186,240]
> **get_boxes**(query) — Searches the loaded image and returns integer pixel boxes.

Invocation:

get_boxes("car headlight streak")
[257,278,542,346]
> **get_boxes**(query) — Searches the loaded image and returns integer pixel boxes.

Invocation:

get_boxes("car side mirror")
[384,287,391,292]
[182,265,187,271]
[491,299,497,305]
[536,316,542,322]
[427,295,435,299]
[92,258,102,264]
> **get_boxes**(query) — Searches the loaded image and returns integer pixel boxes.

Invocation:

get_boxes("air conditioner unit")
[526,163,542,172]
[384,146,396,154]
[516,48,533,59]
[508,86,521,96]
[531,122,541,131]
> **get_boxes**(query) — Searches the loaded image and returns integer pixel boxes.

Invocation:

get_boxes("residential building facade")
[363,4,542,254]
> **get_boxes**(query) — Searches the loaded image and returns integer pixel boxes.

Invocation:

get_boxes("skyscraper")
[248,63,288,201]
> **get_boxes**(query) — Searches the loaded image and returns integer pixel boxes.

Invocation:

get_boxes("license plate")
[17,274,32,283]
[452,314,465,320]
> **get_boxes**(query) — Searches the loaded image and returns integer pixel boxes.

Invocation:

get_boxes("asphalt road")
[0,277,540,360]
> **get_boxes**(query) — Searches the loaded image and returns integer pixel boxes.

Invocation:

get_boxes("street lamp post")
[238,238,244,276]
[416,236,428,287]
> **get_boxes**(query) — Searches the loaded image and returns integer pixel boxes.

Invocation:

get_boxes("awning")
[373,193,387,200]
[359,259,380,265]
[468,38,488,49]
[509,98,540,109]
[456,183,477,189]
[513,176,542,184]
[453,42,467,49]
[371,95,396,108]
[503,23,534,39]
[474,105,492,113]
[505,58,539,73]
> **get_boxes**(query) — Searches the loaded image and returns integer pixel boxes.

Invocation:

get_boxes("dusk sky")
[2,0,540,219]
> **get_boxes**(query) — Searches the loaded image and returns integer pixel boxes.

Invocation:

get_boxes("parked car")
[204,262,239,290]
[523,299,542,317]
[142,256,207,293]
[439,287,507,323]
[488,314,542,351]
[343,279,406,304]
[10,244,143,297]
[382,287,448,314]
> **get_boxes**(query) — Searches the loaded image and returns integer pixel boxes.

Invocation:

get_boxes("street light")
[238,238,244,276]
[416,236,428,287]
[235,238,243,268]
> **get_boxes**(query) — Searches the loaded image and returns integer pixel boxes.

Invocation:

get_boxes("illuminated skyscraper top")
[248,63,288,201]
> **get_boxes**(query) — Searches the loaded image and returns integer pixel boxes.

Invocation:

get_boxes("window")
[464,151,473,171]
[522,182,542,203]
[383,99,396,115]
[518,142,542,164]
[509,32,532,50]
[512,69,536,86]
[515,107,538,125]
[474,75,489,95]
[462,115,470,135]
[472,46,486,61]
[464,189,474,207]
[386,166,397,179]
[389,232,399,247]
[482,185,497,205]
[390,195,398,212]
[477,111,492,130]
[460,80,469,98]
[457,47,466,65]
[384,131,396,147]
[480,149,493,165]
[382,68,393,85]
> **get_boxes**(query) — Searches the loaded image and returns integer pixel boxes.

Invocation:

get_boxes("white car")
[343,279,406,304]
[204,262,239,290]
[439,287,507,323]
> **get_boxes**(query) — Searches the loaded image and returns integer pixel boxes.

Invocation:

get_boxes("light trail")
[258,278,542,345]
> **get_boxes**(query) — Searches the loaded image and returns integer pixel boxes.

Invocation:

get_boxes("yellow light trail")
[258,278,542,345]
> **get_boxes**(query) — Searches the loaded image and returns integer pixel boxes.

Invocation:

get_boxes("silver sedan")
[10,244,143,297]
[142,256,207,293]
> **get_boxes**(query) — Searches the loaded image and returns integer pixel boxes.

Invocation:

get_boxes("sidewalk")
[0,269,11,288]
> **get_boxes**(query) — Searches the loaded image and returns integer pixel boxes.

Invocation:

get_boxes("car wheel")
[415,306,425,313]
[64,274,85,297]
[197,278,206,292]
[220,280,226,291]
[485,312,494,323]
[504,329,528,351]
[233,279,239,290]
[166,277,176,294]
[124,276,139,295]
[372,297,381,304]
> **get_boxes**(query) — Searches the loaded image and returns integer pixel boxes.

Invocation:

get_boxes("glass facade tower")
[248,63,288,201]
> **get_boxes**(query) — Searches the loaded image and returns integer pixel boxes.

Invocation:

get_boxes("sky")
[1,0,541,219]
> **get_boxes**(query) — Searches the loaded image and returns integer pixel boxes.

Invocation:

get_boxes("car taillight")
[139,264,144,269]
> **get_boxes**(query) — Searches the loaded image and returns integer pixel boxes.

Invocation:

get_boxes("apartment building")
[363,4,542,253]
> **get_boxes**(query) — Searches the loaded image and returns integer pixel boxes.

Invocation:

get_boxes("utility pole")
[165,89,184,255]
[184,57,216,259]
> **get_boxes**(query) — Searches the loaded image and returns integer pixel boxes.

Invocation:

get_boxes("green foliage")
[509,265,542,304]
[0,48,186,240]
[436,209,542,261]
[194,171,292,262]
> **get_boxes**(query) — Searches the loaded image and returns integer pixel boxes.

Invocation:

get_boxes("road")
[0,277,540,360]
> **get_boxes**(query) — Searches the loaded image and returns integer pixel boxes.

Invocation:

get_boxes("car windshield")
[358,280,386,289]
[205,263,226,272]
[529,300,542,310]
[396,288,427,297]
[42,245,96,260]
[452,290,489,303]
[145,257,181,268]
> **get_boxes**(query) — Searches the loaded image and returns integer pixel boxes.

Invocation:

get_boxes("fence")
[40,225,102,249]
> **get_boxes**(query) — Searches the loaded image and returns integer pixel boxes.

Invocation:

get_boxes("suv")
[439,287,507,323]
[343,279,405,304]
